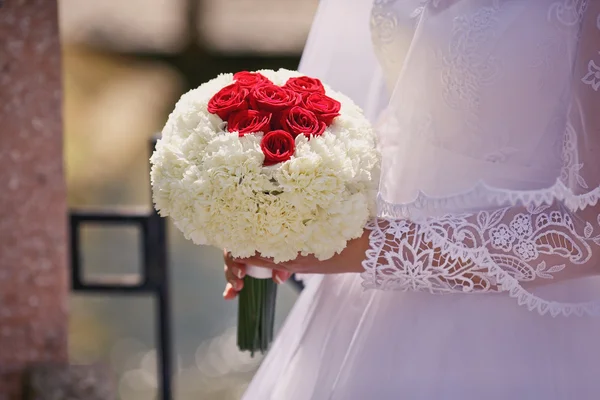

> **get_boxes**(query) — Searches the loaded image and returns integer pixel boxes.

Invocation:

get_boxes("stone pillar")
[0,1,69,399]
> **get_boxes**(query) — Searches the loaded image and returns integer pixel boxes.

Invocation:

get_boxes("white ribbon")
[245,265,272,279]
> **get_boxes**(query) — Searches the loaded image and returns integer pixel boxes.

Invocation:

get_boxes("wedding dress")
[242,1,600,399]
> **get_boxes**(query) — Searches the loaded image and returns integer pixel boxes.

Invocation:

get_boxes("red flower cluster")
[207,71,341,166]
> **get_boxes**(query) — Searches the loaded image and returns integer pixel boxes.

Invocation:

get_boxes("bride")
[224,0,600,398]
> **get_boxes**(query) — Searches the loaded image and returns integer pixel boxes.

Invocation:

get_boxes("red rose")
[227,109,272,136]
[301,93,341,125]
[260,130,296,166]
[280,106,326,138]
[207,83,249,120]
[283,76,326,94]
[233,71,272,88]
[249,84,300,113]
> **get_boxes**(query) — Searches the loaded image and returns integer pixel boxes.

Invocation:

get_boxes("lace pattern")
[440,1,502,120]
[582,56,600,91]
[548,0,589,26]
[362,218,495,294]
[362,201,600,316]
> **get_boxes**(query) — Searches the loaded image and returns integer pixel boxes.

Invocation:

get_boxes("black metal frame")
[70,139,172,399]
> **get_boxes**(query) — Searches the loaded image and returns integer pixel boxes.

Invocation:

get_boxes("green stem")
[237,276,277,356]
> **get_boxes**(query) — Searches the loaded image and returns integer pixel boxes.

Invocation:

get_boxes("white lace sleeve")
[363,1,600,317]
[362,201,600,316]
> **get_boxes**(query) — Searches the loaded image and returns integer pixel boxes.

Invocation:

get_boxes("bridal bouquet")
[150,69,379,354]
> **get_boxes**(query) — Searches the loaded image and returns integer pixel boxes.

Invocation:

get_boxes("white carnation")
[150,69,380,263]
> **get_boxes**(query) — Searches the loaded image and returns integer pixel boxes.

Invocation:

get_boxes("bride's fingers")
[273,270,292,284]
[222,282,237,300]
[224,250,246,279]
[225,261,246,280]
[225,267,244,291]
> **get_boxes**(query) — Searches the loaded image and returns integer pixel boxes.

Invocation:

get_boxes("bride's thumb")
[273,270,291,284]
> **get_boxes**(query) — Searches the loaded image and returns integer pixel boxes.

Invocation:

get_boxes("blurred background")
[60,0,319,398]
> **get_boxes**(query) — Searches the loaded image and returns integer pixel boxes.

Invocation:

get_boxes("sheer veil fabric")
[243,1,600,399]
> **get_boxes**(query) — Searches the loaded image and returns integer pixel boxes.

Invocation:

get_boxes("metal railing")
[70,138,172,399]
[69,137,303,399]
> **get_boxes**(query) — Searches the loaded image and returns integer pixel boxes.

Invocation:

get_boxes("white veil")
[299,0,600,315]
[298,0,389,123]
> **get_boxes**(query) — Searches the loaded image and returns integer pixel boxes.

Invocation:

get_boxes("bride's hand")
[222,249,292,300]
[232,228,369,277]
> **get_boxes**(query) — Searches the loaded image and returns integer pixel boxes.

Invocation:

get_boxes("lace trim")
[424,230,600,317]
[377,179,600,219]
[489,264,600,317]
[364,195,600,317]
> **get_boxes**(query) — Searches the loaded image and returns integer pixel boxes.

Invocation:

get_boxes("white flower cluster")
[150,69,380,263]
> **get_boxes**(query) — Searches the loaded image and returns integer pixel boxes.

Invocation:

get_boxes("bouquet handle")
[237,264,277,355]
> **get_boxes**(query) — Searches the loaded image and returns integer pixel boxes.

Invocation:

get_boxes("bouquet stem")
[237,267,277,356]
